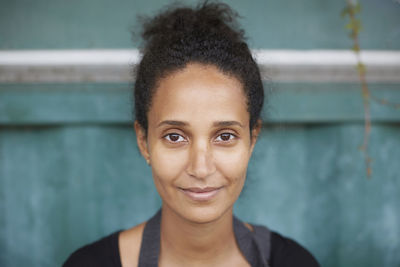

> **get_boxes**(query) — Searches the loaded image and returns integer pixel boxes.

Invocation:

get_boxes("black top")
[63,209,319,267]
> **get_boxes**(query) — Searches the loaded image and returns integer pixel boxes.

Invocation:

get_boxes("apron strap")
[252,224,272,266]
[234,215,271,267]
[138,209,161,267]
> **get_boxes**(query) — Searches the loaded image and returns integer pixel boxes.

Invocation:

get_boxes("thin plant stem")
[343,0,372,177]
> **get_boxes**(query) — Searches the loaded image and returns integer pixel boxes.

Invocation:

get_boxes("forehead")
[148,63,249,126]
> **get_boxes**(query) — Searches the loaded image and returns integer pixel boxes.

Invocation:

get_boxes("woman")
[64,1,319,266]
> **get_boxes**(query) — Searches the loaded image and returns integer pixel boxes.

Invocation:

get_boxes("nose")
[186,140,216,179]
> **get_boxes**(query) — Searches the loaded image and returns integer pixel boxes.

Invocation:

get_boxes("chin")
[177,204,232,224]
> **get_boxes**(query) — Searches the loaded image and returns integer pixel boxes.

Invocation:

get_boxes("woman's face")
[135,63,260,224]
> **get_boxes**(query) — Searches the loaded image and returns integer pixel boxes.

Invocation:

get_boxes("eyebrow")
[157,120,243,128]
[212,121,244,128]
[157,120,189,128]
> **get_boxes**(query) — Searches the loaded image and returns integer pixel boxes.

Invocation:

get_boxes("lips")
[183,187,220,193]
[179,186,222,201]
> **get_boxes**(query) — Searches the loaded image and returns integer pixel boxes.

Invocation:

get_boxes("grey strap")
[252,224,272,266]
[233,216,271,267]
[138,209,162,267]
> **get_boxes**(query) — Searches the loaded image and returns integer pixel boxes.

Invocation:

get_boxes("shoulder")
[62,230,122,267]
[119,222,146,267]
[270,231,320,267]
[63,222,146,267]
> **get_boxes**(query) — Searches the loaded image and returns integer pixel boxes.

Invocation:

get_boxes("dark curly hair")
[134,0,264,134]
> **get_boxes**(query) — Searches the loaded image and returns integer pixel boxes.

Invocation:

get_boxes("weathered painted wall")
[1,82,399,266]
[0,0,399,49]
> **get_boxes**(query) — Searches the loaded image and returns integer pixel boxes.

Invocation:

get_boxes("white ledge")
[253,49,400,66]
[0,49,399,83]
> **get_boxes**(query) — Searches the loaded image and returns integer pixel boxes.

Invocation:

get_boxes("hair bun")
[138,1,246,47]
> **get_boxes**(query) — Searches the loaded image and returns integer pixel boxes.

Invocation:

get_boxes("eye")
[164,133,186,143]
[215,133,236,142]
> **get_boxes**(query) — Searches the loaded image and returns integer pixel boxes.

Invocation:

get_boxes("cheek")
[150,144,188,184]
[214,145,251,184]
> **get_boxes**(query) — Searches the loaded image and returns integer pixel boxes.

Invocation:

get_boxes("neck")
[159,205,238,265]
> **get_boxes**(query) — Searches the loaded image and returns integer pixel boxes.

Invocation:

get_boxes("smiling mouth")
[179,187,223,201]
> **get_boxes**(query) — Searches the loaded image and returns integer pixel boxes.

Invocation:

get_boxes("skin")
[119,63,261,267]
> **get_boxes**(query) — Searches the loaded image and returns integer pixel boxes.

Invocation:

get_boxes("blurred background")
[1,0,400,266]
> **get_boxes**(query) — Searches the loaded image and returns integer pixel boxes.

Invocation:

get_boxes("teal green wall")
[1,0,400,266]
[1,0,399,49]
[1,82,399,266]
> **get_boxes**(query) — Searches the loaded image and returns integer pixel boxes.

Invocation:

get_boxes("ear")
[134,121,150,164]
[249,119,262,154]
